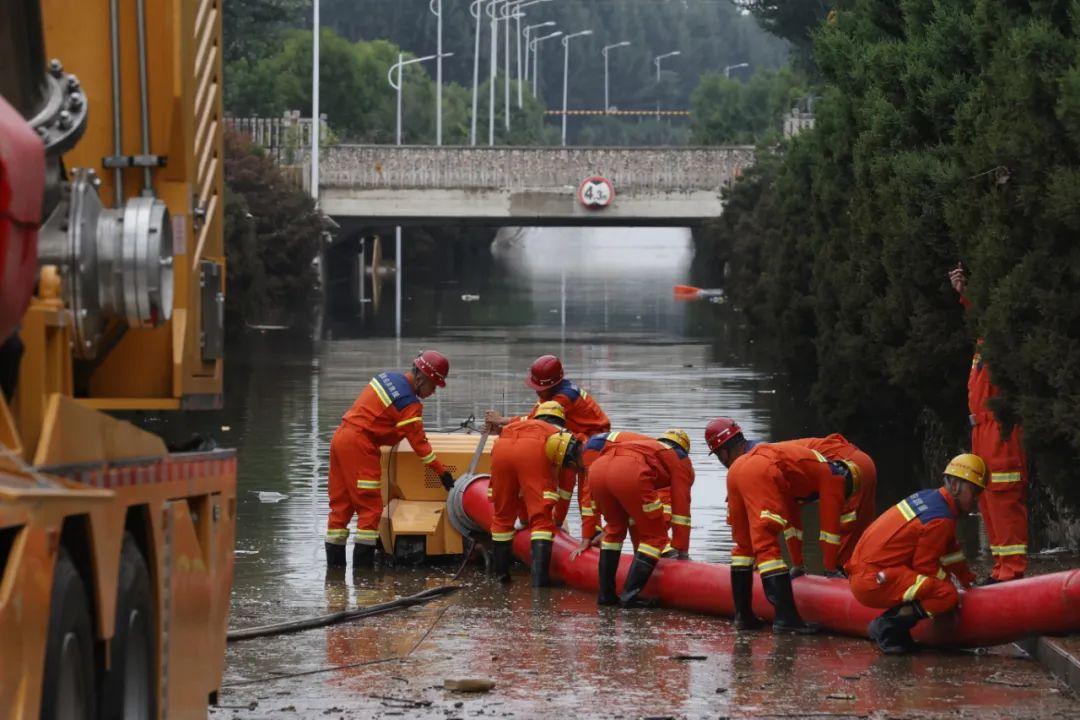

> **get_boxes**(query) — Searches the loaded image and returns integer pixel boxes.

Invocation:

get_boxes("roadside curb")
[1018,636,1080,694]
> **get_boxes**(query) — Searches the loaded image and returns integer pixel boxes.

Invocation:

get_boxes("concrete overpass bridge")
[312,145,754,227]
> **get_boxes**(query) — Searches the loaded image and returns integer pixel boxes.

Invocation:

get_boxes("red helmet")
[414,350,449,387]
[704,417,742,454]
[526,354,564,391]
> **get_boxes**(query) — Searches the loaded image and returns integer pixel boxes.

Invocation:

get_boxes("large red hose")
[459,475,1080,648]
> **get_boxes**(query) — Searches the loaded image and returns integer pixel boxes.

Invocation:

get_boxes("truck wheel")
[40,548,97,720]
[100,533,156,720]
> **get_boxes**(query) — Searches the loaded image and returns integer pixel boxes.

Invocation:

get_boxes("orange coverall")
[581,430,652,540]
[786,434,878,569]
[489,418,565,544]
[590,439,694,560]
[528,379,610,527]
[969,342,1028,580]
[726,441,848,575]
[327,372,447,547]
[848,487,975,616]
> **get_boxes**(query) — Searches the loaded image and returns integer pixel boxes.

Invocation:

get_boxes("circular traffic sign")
[577,176,615,209]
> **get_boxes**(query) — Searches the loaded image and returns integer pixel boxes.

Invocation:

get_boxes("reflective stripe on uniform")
[991,471,1022,484]
[897,500,916,521]
[355,529,380,545]
[558,488,573,500]
[326,528,349,544]
[581,506,595,517]
[607,431,620,441]
[731,555,755,568]
[487,486,494,498]
[638,543,662,559]
[492,531,516,542]
[662,504,672,515]
[396,417,423,427]
[820,531,841,545]
[357,479,382,490]
[757,558,788,574]
[542,491,560,502]
[531,530,554,542]
[902,574,928,602]
[759,509,787,527]
[601,541,623,551]
[991,544,1028,556]
[642,500,663,513]
[420,452,437,464]
[840,511,857,525]
[671,514,691,527]
[936,567,947,580]
[369,379,392,407]
[811,450,828,463]
[940,551,965,565]
[783,527,803,541]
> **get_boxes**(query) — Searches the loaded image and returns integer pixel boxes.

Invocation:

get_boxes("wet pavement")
[208,229,1079,718]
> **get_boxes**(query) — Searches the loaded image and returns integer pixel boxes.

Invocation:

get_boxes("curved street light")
[561,30,593,146]
[602,41,631,113]
[530,30,562,100]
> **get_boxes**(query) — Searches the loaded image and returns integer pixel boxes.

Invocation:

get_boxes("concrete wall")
[313,145,754,225]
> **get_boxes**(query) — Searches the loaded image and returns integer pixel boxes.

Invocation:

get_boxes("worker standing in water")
[586,432,694,606]
[706,418,858,633]
[950,263,1029,583]
[488,401,584,586]
[325,351,454,569]
[485,355,610,533]
[848,454,983,654]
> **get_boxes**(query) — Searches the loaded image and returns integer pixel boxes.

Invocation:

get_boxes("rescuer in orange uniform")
[706,417,858,633]
[848,454,984,654]
[574,429,693,558]
[486,354,610,530]
[586,432,694,606]
[950,264,1028,582]
[785,434,878,574]
[325,351,453,568]
[489,401,584,586]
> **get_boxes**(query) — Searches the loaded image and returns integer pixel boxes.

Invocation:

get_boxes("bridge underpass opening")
[322,225,698,341]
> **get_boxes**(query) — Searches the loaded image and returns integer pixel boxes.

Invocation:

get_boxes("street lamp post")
[469,0,483,146]
[601,41,631,113]
[724,62,749,78]
[387,51,452,337]
[653,50,681,123]
[561,29,593,146]
[310,0,319,202]
[531,30,562,100]
[430,0,444,145]
[523,20,555,86]
[486,0,505,146]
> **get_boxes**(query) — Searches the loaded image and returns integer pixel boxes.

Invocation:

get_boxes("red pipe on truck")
[456,474,1080,648]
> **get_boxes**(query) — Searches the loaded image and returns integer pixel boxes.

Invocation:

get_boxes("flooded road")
[209,229,1078,718]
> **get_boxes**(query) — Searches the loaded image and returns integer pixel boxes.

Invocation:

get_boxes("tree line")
[698,0,1080,535]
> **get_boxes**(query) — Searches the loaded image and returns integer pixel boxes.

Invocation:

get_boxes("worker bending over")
[325,351,452,568]
[848,454,983,654]
[489,401,583,586]
[785,434,878,575]
[587,432,694,607]
[486,355,610,532]
[706,417,857,633]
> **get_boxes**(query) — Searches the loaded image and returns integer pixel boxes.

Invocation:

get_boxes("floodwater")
[208,228,1078,719]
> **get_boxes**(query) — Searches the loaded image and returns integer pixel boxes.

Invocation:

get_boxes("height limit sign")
[577,176,615,209]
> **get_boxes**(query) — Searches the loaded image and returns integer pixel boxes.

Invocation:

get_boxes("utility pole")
[602,41,631,113]
[654,50,681,126]
[310,0,320,202]
[561,30,593,146]
[531,31,562,100]
[431,0,444,145]
[470,0,483,146]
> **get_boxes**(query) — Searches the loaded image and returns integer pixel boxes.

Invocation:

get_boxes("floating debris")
[253,491,289,503]
[461,294,481,302]
[444,678,496,693]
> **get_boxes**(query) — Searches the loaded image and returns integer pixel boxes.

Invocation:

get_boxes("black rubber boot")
[325,542,346,568]
[531,539,554,587]
[619,552,657,608]
[761,570,818,634]
[352,542,376,569]
[597,548,621,605]
[731,567,763,630]
[867,602,924,654]
[492,540,513,583]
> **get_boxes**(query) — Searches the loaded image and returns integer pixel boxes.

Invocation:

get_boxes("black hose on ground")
[226,584,460,643]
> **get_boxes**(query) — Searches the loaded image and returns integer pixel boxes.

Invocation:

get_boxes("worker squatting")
[324,343,1026,655]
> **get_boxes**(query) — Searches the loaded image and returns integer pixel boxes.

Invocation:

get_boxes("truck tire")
[40,548,97,720]
[100,533,156,720]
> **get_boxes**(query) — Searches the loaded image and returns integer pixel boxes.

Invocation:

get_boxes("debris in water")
[253,491,288,503]
[444,679,496,692]
[715,688,728,694]
[984,675,1033,688]
[672,654,707,661]
[826,692,856,700]
[221,425,232,432]
[461,294,481,302]
[1039,546,1069,555]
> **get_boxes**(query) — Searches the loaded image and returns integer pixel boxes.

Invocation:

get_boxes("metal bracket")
[102,154,167,169]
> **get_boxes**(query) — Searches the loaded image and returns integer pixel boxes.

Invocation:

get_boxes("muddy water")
[209,229,1077,718]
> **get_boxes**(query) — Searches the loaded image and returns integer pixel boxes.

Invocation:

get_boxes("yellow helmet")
[534,401,566,424]
[944,453,987,489]
[659,429,691,454]
[544,431,576,467]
